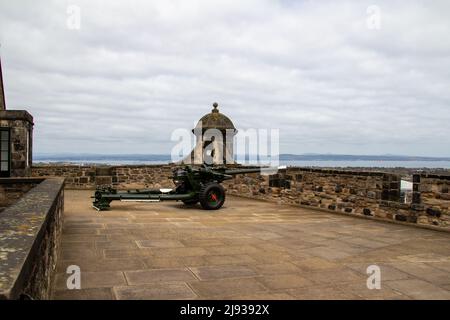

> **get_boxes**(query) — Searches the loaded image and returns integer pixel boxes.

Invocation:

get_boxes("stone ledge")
[0,178,45,185]
[32,164,177,169]
[0,110,34,124]
[286,167,387,177]
[0,178,45,210]
[419,173,450,180]
[0,177,65,299]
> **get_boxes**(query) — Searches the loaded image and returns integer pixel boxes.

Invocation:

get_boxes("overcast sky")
[1,0,449,156]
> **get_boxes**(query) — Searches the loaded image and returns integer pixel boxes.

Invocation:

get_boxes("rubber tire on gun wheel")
[199,182,226,210]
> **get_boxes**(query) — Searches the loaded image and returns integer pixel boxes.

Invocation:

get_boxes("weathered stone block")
[440,193,450,201]
[96,176,112,186]
[79,177,88,184]
[426,208,441,217]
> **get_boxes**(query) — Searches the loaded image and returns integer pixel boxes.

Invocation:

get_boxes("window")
[0,128,10,177]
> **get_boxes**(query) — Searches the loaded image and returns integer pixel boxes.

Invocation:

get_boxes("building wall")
[0,58,6,111]
[0,110,33,177]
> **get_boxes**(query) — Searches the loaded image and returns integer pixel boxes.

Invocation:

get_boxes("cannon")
[92,165,276,211]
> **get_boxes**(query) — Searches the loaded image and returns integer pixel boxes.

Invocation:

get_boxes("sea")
[33,155,450,168]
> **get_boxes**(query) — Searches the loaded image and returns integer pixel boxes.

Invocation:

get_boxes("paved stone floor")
[53,190,450,300]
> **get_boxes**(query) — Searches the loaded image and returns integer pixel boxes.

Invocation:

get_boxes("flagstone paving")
[53,190,450,300]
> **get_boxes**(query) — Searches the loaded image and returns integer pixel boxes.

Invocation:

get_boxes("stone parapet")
[414,173,450,227]
[223,167,449,230]
[31,164,450,230]
[32,164,177,189]
[0,177,65,299]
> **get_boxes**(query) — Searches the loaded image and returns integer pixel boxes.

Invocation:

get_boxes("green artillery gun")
[92,165,275,211]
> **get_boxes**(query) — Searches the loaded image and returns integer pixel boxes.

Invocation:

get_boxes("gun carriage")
[92,165,271,211]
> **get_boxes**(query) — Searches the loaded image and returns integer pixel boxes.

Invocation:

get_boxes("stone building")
[0,57,34,177]
[184,102,237,165]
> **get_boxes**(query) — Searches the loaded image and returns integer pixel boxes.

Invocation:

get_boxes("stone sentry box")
[0,110,33,177]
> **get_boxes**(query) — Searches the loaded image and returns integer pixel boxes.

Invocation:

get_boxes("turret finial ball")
[213,102,218,108]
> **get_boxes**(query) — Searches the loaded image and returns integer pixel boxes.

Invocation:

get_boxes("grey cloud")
[0,0,449,156]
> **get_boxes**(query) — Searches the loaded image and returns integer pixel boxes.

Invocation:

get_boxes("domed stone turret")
[183,102,237,165]
[193,102,236,133]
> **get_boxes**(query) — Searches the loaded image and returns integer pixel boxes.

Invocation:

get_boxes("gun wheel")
[199,182,225,210]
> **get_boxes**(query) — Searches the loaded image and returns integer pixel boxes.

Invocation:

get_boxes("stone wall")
[0,177,65,300]
[32,164,176,189]
[413,173,450,227]
[224,168,404,218]
[32,165,96,189]
[223,167,448,229]
[31,164,450,230]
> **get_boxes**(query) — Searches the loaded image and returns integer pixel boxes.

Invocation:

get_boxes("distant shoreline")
[33,160,450,170]
[34,153,450,162]
[32,153,450,170]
